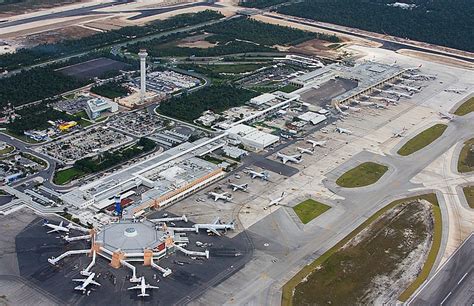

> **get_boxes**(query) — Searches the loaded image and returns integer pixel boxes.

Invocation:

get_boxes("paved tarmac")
[409,234,473,306]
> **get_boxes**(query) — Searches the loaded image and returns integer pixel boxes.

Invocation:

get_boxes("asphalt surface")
[409,234,474,306]
[11,211,253,306]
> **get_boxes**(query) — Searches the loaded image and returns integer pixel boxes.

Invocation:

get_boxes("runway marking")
[440,291,452,305]
[457,272,468,285]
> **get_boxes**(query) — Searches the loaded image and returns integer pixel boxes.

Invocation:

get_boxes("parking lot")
[107,110,164,137]
[38,127,132,164]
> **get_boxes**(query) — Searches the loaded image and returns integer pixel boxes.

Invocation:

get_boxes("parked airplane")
[43,220,69,234]
[297,147,313,155]
[276,152,302,164]
[444,88,466,94]
[229,183,248,192]
[246,169,269,180]
[439,112,454,121]
[73,272,100,293]
[335,127,353,135]
[264,192,285,210]
[128,277,159,297]
[208,191,232,202]
[392,127,407,138]
[307,140,327,148]
[194,217,235,236]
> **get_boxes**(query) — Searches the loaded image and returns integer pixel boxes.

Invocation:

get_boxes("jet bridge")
[174,244,209,259]
[48,249,90,265]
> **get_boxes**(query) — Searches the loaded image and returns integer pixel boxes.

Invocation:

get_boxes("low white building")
[227,124,279,151]
[298,111,327,125]
[250,93,278,106]
[86,98,118,120]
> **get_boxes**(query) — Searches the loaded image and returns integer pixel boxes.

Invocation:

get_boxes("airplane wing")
[212,217,220,224]
[232,187,237,192]
[207,228,221,236]
[145,285,159,289]
[128,285,141,290]
[72,278,86,282]
[47,229,58,234]
[90,280,101,286]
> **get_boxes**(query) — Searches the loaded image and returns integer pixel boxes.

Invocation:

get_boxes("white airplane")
[373,103,388,109]
[246,169,269,180]
[73,272,100,293]
[307,140,326,148]
[439,112,454,121]
[276,152,302,164]
[297,147,313,155]
[128,277,159,297]
[43,220,69,234]
[264,192,286,210]
[444,88,466,94]
[229,183,248,192]
[392,127,407,138]
[194,217,235,236]
[335,127,353,135]
[208,191,232,202]
[280,133,293,140]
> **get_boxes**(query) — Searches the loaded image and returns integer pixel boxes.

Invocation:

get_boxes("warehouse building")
[227,124,279,151]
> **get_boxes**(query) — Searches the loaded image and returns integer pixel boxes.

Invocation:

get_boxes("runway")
[409,234,473,306]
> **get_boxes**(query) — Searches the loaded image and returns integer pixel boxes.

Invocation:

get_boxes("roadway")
[408,234,473,306]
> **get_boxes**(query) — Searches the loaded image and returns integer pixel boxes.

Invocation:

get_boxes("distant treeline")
[239,0,287,8]
[0,10,223,72]
[277,0,474,52]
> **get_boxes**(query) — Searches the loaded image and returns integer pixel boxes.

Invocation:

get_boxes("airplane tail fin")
[138,293,150,297]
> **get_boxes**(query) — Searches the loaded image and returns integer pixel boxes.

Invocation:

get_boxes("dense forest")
[158,85,257,121]
[74,137,156,174]
[6,102,80,135]
[278,0,474,52]
[127,17,324,58]
[0,66,90,107]
[239,0,287,8]
[91,82,130,99]
[0,10,223,72]
[205,17,316,46]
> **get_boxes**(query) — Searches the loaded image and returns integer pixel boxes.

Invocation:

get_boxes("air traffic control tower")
[138,49,148,102]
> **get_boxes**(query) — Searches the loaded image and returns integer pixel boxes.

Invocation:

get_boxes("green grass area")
[458,138,474,173]
[282,193,442,306]
[0,145,14,155]
[454,97,474,116]
[462,186,474,209]
[293,199,331,224]
[279,84,300,93]
[90,81,130,99]
[336,162,388,188]
[53,167,86,185]
[397,124,448,156]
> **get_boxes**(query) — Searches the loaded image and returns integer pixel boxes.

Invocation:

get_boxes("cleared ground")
[56,57,129,80]
[458,138,474,173]
[292,199,331,224]
[336,162,388,188]
[454,97,474,116]
[283,194,442,306]
[463,186,474,209]
[397,124,448,156]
